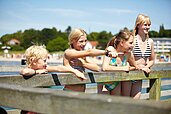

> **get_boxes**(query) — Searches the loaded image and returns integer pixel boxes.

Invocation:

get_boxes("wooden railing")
[0,63,171,114]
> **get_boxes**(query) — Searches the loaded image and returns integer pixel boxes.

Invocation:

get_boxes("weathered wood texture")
[0,83,171,114]
[0,63,171,113]
[0,70,171,87]
[0,62,170,72]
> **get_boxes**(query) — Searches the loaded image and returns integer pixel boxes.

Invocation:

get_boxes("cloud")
[98,8,137,14]
[6,11,28,22]
[34,8,89,17]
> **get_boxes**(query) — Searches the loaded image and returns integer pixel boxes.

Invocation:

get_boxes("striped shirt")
[133,38,151,58]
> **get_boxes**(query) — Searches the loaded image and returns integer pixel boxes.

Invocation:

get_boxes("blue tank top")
[109,56,127,66]
[104,55,127,91]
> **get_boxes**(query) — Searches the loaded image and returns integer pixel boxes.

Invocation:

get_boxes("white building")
[152,38,171,53]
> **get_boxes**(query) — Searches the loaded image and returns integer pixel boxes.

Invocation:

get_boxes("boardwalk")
[0,63,171,114]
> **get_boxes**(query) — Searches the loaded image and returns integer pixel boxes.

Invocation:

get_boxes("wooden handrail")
[0,63,171,113]
[0,70,171,87]
[0,83,171,114]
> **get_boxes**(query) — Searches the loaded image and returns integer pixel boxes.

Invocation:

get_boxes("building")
[152,38,171,62]
[84,41,99,50]
[7,39,20,45]
[152,38,171,53]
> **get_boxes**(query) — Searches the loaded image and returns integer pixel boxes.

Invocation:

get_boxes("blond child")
[132,14,155,99]
[20,45,85,114]
[63,28,115,92]
[20,45,85,79]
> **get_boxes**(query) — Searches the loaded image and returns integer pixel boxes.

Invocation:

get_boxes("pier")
[0,63,171,114]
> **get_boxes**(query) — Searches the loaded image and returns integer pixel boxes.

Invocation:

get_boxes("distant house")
[7,39,20,45]
[152,38,171,53]
[84,41,99,50]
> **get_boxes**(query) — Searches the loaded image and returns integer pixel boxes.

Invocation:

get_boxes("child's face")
[33,58,47,70]
[122,35,134,52]
[138,22,151,35]
[72,35,87,51]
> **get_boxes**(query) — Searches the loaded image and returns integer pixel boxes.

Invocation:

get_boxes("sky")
[0,0,171,37]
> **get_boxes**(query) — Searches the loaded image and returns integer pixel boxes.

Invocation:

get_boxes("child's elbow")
[92,66,101,72]
[20,69,30,76]
[102,67,107,71]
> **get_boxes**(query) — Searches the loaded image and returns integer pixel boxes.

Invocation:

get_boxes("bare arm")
[102,46,129,72]
[20,67,47,76]
[102,55,129,72]
[128,52,136,70]
[65,48,106,59]
[47,65,86,80]
[80,57,101,72]
[63,55,87,80]
[146,39,155,68]
[47,65,74,72]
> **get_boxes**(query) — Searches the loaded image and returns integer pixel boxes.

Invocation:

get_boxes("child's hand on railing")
[73,69,87,81]
[142,67,151,74]
[35,69,48,74]
[136,64,145,70]
[123,65,130,72]
[136,65,151,74]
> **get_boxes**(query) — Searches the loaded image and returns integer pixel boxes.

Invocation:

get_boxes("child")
[20,45,85,79]
[132,14,155,99]
[20,45,85,114]
[63,28,115,92]
[98,29,137,96]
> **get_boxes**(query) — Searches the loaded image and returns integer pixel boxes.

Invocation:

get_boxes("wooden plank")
[0,83,171,114]
[7,109,21,114]
[1,62,171,72]
[0,70,171,87]
[149,78,161,100]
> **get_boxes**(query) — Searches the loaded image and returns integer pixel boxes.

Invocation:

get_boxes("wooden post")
[149,78,161,100]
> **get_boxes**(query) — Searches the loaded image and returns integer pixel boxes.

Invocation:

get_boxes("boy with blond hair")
[20,45,85,79]
[20,45,85,114]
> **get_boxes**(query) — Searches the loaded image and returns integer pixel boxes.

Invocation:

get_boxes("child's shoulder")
[148,38,154,44]
[65,48,75,53]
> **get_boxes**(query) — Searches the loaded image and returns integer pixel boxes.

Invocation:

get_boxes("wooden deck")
[0,63,171,114]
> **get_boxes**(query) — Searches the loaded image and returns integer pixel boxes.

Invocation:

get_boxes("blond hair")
[25,45,48,67]
[107,29,133,49]
[68,28,86,48]
[134,14,151,38]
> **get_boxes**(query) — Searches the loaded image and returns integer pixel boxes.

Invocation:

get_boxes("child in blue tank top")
[98,29,137,96]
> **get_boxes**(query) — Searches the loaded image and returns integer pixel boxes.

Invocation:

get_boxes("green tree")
[10,45,24,51]
[46,37,68,52]
[0,34,12,45]
[159,24,165,37]
[87,32,99,41]
[65,26,72,35]
[40,27,58,45]
[149,30,159,38]
[13,30,23,40]
[96,31,112,49]
[21,29,41,49]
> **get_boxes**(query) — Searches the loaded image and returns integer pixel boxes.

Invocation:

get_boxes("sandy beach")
[0,56,104,65]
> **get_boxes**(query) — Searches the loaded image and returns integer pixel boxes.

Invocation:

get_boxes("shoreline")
[0,57,63,63]
[0,56,103,64]
[0,56,171,65]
